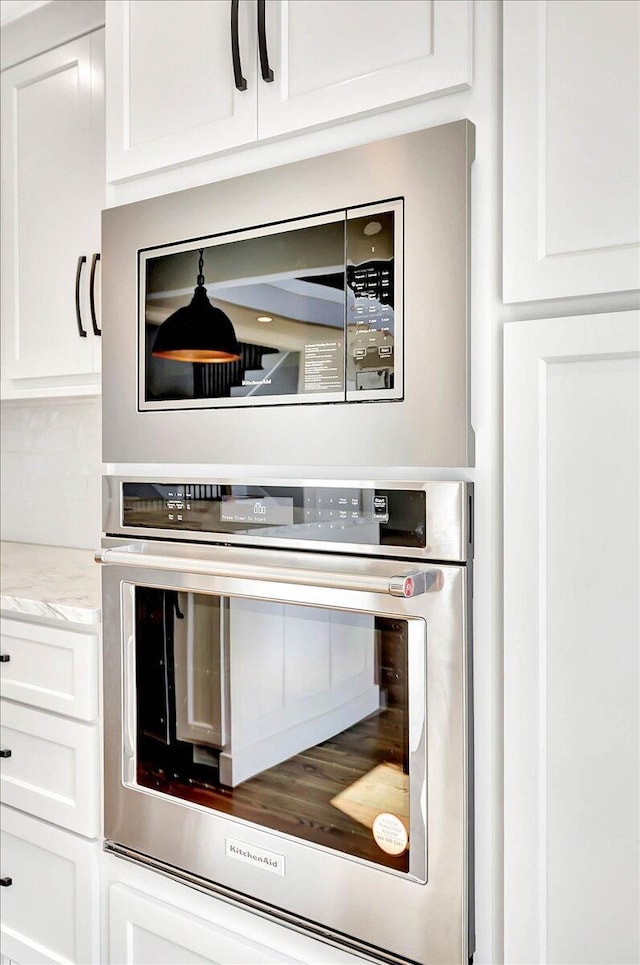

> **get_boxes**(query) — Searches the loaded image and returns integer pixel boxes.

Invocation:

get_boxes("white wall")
[0,397,101,549]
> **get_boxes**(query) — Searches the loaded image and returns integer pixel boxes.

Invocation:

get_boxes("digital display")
[220,496,294,526]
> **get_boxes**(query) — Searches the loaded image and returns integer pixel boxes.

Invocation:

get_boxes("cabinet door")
[108,879,364,964]
[503,0,640,301]
[504,311,640,963]
[106,0,258,182]
[0,807,101,965]
[258,0,472,139]
[0,32,104,387]
[0,618,99,722]
[0,701,100,838]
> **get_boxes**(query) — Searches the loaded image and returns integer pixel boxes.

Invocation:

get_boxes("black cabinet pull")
[89,252,101,336]
[257,0,274,82]
[0,748,11,758]
[0,877,12,887]
[231,0,247,91]
[75,255,88,337]
[0,652,9,662]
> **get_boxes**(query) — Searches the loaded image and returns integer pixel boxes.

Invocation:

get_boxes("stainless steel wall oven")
[99,476,474,964]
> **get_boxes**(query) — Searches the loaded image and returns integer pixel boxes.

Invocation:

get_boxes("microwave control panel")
[121,482,426,548]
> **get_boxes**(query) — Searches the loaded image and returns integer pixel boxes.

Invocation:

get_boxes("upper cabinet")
[106,0,472,183]
[1,29,105,398]
[503,0,640,302]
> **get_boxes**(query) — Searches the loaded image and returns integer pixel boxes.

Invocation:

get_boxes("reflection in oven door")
[134,587,410,873]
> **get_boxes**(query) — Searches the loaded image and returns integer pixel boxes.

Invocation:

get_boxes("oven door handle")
[95,547,441,598]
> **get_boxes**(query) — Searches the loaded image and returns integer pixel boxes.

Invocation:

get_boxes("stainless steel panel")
[103,475,472,563]
[101,539,470,964]
[102,121,474,468]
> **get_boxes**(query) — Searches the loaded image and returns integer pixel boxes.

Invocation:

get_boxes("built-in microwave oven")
[102,120,475,469]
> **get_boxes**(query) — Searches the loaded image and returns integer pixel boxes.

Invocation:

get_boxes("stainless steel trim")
[95,544,437,598]
[103,476,471,563]
[102,122,475,468]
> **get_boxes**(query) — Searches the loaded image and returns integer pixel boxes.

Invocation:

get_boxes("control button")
[373,494,389,523]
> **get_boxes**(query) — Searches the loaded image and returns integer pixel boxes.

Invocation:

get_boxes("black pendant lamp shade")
[151,249,241,363]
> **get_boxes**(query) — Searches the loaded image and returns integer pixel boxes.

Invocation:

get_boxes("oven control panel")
[120,482,426,549]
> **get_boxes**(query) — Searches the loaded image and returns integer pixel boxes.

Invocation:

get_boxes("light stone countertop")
[0,541,101,625]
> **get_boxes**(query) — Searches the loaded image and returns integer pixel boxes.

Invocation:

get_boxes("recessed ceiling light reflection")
[256,315,273,323]
[364,221,382,236]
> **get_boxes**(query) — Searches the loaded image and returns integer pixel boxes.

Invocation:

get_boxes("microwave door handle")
[95,548,440,598]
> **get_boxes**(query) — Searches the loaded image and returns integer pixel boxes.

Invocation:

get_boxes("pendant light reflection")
[151,248,241,363]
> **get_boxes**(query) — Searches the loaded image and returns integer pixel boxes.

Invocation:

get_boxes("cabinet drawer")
[0,701,100,837]
[0,618,99,721]
[0,806,100,965]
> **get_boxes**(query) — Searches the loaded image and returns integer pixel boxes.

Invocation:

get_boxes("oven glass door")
[123,582,426,880]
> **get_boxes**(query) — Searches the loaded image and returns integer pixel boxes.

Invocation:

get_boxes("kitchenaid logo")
[225,837,286,876]
[242,377,272,386]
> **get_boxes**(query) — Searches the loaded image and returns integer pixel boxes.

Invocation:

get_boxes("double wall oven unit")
[99,477,474,965]
[99,120,476,963]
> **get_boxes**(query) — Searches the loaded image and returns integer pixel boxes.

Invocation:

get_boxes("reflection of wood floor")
[138,706,409,873]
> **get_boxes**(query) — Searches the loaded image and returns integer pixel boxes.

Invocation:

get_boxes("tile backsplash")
[1,397,101,549]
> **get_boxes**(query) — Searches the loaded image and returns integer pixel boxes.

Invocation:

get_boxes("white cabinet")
[503,0,640,302]
[258,0,472,139]
[0,30,105,399]
[0,613,102,963]
[106,0,472,183]
[0,806,101,965]
[504,311,640,963]
[0,700,100,838]
[105,860,365,964]
[0,617,99,722]
[106,0,258,182]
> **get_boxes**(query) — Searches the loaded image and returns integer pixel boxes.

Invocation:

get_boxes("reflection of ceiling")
[147,270,345,328]
[145,295,339,352]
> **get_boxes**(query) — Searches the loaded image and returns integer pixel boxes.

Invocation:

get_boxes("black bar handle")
[89,252,101,336]
[0,748,12,758]
[0,877,12,887]
[231,0,247,91]
[0,653,9,662]
[75,255,88,337]
[257,0,274,82]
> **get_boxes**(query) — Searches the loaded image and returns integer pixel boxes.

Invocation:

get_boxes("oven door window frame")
[119,571,427,884]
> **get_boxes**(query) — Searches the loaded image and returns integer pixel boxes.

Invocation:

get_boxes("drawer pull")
[0,876,12,886]
[0,652,9,662]
[0,748,12,758]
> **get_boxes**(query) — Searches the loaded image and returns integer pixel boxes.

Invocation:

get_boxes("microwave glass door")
[127,585,425,879]
[138,202,402,411]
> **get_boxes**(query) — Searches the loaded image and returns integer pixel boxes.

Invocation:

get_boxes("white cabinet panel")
[106,0,472,184]
[109,884,300,964]
[504,311,640,963]
[0,806,101,965]
[106,0,258,182]
[503,1,640,301]
[0,618,99,722]
[259,0,472,138]
[0,701,100,837]
[106,875,364,965]
[0,31,104,393]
